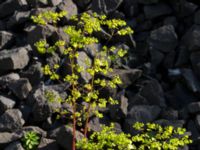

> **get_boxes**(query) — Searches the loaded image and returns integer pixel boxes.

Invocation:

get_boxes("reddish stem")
[84,105,91,137]
[72,103,76,150]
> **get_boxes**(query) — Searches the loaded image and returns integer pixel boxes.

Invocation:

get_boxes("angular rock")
[195,114,200,131]
[108,69,142,88]
[144,3,172,19]
[55,126,84,150]
[4,141,24,150]
[0,96,15,115]
[110,93,128,120]
[56,0,78,21]
[154,119,185,128]
[148,25,178,53]
[31,87,61,122]
[0,47,29,73]
[190,51,200,77]
[160,108,178,120]
[181,68,200,93]
[182,25,200,51]
[0,132,22,145]
[23,126,47,137]
[48,0,62,6]
[0,109,24,132]
[38,138,59,150]
[163,16,178,27]
[175,46,190,67]
[27,0,48,7]
[123,0,139,17]
[139,79,166,107]
[21,62,43,86]
[0,31,15,50]
[73,0,91,9]
[124,105,161,134]
[92,0,123,14]
[0,73,20,87]
[187,120,200,141]
[9,78,32,100]
[188,102,200,114]
[6,11,30,29]
[0,0,27,18]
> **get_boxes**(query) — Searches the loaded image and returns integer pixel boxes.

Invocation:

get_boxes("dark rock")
[127,93,149,108]
[163,16,178,27]
[89,117,110,132]
[20,62,43,86]
[0,47,30,73]
[0,73,20,86]
[108,69,142,88]
[166,83,197,109]
[175,46,190,67]
[19,104,31,122]
[4,141,24,150]
[144,3,172,19]
[195,114,200,131]
[181,68,200,93]
[148,25,178,53]
[55,126,84,150]
[149,48,164,71]
[84,43,101,58]
[160,108,178,120]
[154,119,185,128]
[25,25,56,49]
[6,11,30,29]
[190,52,200,77]
[0,109,25,132]
[0,0,28,19]
[181,25,200,52]
[56,0,78,22]
[31,87,61,122]
[138,0,159,4]
[37,138,59,150]
[0,96,15,115]
[194,10,200,25]
[139,79,166,107]
[0,31,15,50]
[110,93,128,120]
[92,0,123,14]
[163,50,176,69]
[124,105,161,134]
[188,102,200,114]
[0,132,22,145]
[73,0,91,9]
[27,0,48,7]
[123,0,139,17]
[187,120,200,141]
[9,78,32,100]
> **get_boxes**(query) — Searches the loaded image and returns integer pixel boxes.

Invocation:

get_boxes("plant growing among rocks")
[32,10,133,150]
[21,131,40,150]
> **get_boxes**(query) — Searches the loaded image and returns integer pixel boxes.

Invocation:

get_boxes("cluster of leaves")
[77,122,192,150]
[21,131,40,150]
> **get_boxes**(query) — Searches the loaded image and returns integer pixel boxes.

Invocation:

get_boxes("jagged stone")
[0,96,15,115]
[0,31,15,50]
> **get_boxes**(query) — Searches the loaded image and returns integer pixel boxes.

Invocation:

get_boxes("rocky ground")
[0,0,200,149]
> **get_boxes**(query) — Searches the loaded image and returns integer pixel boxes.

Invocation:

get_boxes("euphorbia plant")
[31,10,133,150]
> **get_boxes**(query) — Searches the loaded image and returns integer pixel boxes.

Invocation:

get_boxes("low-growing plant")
[31,10,133,150]
[21,131,40,150]
[77,122,192,150]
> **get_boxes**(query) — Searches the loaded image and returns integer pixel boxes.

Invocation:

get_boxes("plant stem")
[84,104,90,137]
[72,102,76,150]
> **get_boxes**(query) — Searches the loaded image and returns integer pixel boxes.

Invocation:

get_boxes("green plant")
[77,122,192,150]
[32,10,133,150]
[21,131,40,150]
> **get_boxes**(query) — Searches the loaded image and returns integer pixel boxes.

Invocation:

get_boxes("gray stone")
[181,68,200,93]
[55,126,84,150]
[140,79,166,107]
[195,10,200,25]
[48,0,62,6]
[0,96,15,115]
[92,0,123,14]
[0,31,15,50]
[38,138,59,150]
[9,78,32,99]
[144,3,172,19]
[0,132,22,145]
[0,109,24,132]
[7,11,30,29]
[178,0,198,18]
[182,25,200,51]
[31,87,61,122]
[0,47,29,73]
[188,102,200,114]
[148,25,178,53]
[154,119,185,128]
[195,114,200,131]
[160,108,178,121]
[4,141,24,150]
[187,120,200,141]
[0,0,27,18]
[73,0,91,9]
[0,73,20,86]
[56,0,78,21]
[23,126,47,137]
[190,52,200,77]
